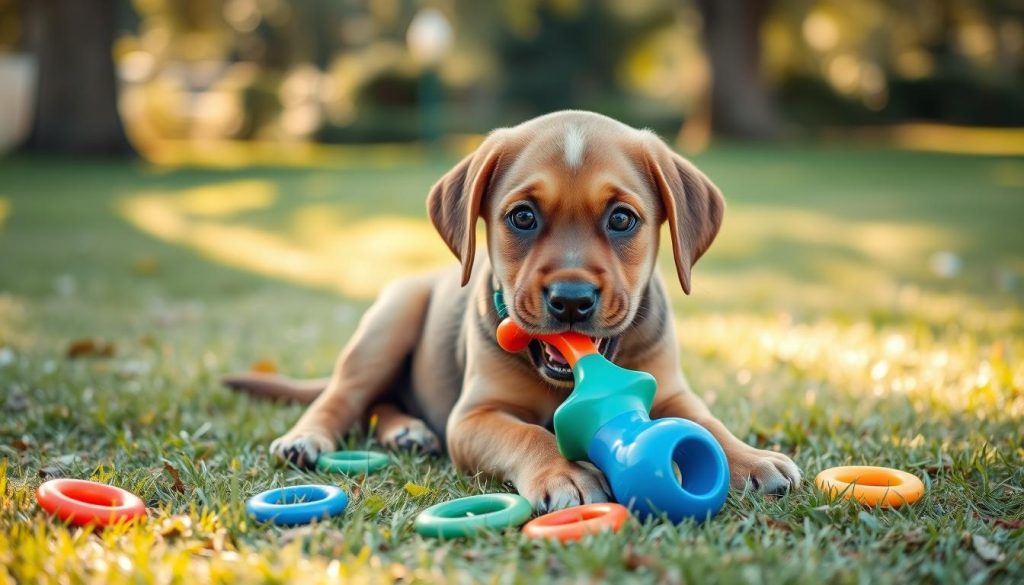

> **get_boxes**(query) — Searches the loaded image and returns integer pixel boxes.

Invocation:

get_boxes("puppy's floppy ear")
[642,134,725,295]
[427,130,510,286]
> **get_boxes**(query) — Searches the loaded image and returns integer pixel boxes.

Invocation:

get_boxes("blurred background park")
[0,0,1022,340]
[0,0,1021,317]
[1,0,1023,155]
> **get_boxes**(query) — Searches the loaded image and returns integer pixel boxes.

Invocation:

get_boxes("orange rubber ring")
[36,479,147,526]
[522,503,629,542]
[815,466,924,508]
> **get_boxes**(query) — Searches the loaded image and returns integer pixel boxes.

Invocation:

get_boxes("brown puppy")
[225,110,800,510]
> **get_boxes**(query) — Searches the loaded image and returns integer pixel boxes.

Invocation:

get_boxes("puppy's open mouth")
[528,337,618,382]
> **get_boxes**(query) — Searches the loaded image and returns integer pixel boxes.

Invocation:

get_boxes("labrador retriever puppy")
[224,110,800,510]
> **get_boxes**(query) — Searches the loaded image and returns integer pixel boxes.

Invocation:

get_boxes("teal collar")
[492,287,509,320]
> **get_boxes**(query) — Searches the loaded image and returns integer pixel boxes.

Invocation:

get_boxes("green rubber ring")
[316,450,390,474]
[414,493,532,539]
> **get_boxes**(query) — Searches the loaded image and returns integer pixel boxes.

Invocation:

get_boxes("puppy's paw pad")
[270,430,333,467]
[518,462,610,513]
[729,447,802,495]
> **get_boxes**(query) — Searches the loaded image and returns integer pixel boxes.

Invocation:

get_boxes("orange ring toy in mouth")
[815,465,925,508]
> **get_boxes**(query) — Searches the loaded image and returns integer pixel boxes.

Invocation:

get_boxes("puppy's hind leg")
[369,402,441,454]
[271,275,436,466]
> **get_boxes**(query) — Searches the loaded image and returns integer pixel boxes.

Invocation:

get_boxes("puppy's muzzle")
[544,281,599,324]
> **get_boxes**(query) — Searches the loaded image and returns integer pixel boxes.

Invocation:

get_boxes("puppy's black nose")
[544,281,598,324]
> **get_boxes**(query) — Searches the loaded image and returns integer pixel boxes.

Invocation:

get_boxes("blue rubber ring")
[245,484,348,525]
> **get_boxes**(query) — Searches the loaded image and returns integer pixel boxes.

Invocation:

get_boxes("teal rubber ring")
[316,450,390,474]
[414,493,532,538]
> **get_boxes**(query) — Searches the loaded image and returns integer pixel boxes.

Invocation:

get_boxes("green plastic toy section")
[552,354,657,461]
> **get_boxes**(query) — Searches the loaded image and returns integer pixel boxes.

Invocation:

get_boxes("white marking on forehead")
[563,125,586,170]
[562,248,583,268]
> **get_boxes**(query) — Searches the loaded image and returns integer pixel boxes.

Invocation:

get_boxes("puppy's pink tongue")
[544,343,568,366]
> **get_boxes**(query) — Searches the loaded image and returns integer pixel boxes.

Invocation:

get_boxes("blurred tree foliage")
[3,0,1022,152]
[0,0,19,52]
[767,0,1024,128]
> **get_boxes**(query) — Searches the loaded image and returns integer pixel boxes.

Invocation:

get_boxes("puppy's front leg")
[633,334,801,494]
[446,382,609,512]
[652,388,801,494]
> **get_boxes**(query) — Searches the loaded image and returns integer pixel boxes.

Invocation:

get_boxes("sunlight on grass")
[696,205,963,311]
[0,197,9,230]
[677,313,1024,418]
[0,516,415,585]
[691,262,999,319]
[118,182,451,299]
[177,181,278,217]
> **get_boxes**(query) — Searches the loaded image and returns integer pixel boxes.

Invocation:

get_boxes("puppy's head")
[428,111,724,384]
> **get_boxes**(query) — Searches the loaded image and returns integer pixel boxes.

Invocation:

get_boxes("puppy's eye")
[507,205,538,231]
[607,208,638,233]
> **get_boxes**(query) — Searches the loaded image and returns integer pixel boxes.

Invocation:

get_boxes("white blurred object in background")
[406,8,453,67]
[0,53,37,155]
[929,250,962,279]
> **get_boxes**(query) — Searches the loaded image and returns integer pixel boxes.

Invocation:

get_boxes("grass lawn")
[1,146,1022,584]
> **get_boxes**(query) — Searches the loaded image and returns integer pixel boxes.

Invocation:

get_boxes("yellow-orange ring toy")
[815,466,925,508]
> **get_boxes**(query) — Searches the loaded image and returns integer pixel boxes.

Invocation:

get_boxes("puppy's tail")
[222,373,329,405]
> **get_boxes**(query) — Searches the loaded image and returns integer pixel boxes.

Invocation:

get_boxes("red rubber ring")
[522,503,629,542]
[36,479,147,527]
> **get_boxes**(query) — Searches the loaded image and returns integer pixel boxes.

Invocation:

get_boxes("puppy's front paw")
[269,428,334,467]
[516,461,610,513]
[728,445,801,494]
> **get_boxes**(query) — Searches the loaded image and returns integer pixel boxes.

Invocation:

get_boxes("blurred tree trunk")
[694,0,779,140]
[23,0,132,154]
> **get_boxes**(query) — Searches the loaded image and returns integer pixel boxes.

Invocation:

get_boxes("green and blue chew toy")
[496,317,731,523]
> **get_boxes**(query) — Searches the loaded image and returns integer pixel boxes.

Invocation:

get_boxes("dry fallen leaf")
[760,514,792,531]
[66,338,115,359]
[624,544,662,573]
[163,461,186,494]
[992,518,1024,529]
[249,359,277,374]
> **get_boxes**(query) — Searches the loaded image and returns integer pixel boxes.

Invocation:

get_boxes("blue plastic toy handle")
[588,411,730,523]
